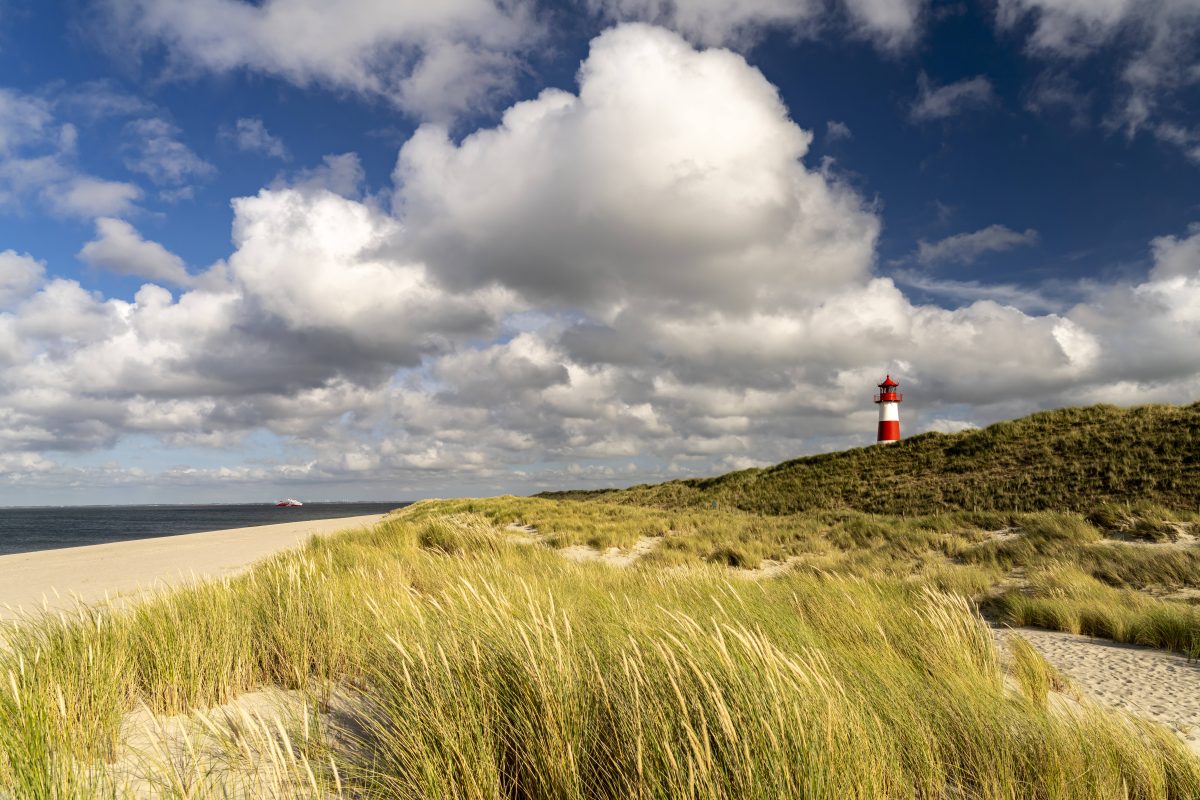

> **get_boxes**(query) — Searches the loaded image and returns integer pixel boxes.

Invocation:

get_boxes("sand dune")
[8,514,1196,762]
[0,514,385,621]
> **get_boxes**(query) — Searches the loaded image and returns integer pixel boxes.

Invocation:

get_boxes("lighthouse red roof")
[878,374,899,388]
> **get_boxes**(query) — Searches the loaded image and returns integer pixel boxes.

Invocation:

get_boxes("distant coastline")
[0,501,409,556]
[0,513,390,621]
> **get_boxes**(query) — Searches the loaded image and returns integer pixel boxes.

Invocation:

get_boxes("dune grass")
[2,508,1200,798]
[432,495,1200,588]
[543,402,1200,515]
[993,565,1200,658]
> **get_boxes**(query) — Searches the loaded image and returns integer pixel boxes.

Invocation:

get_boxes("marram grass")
[542,402,1200,515]
[1,507,1199,798]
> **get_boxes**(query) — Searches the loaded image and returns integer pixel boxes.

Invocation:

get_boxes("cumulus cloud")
[910,72,998,121]
[0,23,1197,497]
[219,117,289,160]
[94,0,539,121]
[916,224,1040,265]
[1151,224,1200,280]
[0,180,519,467]
[284,152,366,198]
[0,251,46,308]
[78,217,193,286]
[227,187,519,363]
[395,24,878,313]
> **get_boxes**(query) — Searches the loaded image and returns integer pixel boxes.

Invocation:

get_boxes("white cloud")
[0,89,54,155]
[1024,70,1091,127]
[997,0,1200,163]
[55,80,154,120]
[220,117,289,160]
[95,0,539,121]
[0,23,1197,497]
[1152,123,1200,165]
[910,72,998,121]
[841,0,926,49]
[123,117,214,186]
[589,0,823,46]
[916,225,1040,265]
[0,251,46,308]
[283,152,366,198]
[0,85,148,219]
[893,270,1055,313]
[227,187,520,360]
[590,0,929,50]
[826,119,853,141]
[394,39,521,124]
[395,24,878,313]
[997,0,1148,56]
[923,418,979,434]
[93,0,937,131]
[42,176,143,217]
[1150,223,1200,280]
[0,178,520,466]
[78,217,193,286]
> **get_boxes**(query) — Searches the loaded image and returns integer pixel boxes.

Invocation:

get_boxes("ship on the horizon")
[275,498,303,507]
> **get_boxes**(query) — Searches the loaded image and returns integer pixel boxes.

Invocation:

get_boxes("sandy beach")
[0,513,385,621]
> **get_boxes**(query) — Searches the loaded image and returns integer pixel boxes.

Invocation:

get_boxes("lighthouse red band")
[874,374,902,443]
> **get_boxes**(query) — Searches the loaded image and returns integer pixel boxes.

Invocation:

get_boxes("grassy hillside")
[542,403,1200,515]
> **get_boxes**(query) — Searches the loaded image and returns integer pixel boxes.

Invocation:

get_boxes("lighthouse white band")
[878,401,899,422]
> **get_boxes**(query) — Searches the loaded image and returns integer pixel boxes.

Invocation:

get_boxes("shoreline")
[0,513,386,621]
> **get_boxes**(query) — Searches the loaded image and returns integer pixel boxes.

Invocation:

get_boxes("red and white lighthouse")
[874,375,902,443]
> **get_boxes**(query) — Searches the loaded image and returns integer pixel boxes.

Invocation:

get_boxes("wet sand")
[0,514,385,620]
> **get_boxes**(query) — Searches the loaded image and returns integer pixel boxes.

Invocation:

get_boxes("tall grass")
[1,510,1198,798]
[994,566,1200,658]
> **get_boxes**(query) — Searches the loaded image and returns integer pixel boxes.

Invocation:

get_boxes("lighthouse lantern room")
[874,375,903,443]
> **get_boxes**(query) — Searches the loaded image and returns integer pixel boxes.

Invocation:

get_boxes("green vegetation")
[543,403,1200,515]
[995,566,1200,658]
[524,399,1200,658]
[4,401,1200,797]
[3,510,1200,798]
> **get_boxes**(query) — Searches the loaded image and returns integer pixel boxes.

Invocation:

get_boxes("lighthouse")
[874,375,902,443]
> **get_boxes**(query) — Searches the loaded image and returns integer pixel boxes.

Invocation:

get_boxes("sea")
[0,502,410,556]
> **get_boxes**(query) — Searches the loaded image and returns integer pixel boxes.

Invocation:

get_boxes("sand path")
[999,627,1200,754]
[0,514,385,621]
[558,537,660,566]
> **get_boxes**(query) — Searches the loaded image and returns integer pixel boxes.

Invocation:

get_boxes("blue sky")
[0,0,1197,504]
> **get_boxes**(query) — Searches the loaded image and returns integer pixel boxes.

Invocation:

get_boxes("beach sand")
[998,626,1200,755]
[0,513,386,621]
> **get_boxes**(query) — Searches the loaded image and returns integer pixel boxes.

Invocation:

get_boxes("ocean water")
[0,502,409,556]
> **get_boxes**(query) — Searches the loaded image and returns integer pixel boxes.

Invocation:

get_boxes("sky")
[0,0,1198,505]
